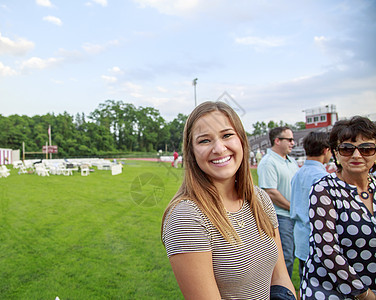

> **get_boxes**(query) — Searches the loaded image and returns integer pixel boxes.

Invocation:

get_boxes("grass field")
[0,160,300,299]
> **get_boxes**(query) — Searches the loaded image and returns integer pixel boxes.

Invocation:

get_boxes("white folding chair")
[81,165,90,176]
[0,165,11,177]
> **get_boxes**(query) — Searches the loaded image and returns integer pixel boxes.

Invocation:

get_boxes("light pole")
[192,78,198,107]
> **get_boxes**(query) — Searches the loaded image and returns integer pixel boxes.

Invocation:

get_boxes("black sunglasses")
[278,137,294,142]
[337,143,376,157]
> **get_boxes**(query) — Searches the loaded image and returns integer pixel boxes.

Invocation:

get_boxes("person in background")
[250,150,255,166]
[173,151,179,168]
[257,126,299,278]
[301,116,376,299]
[290,132,331,283]
[256,149,263,165]
[162,101,296,299]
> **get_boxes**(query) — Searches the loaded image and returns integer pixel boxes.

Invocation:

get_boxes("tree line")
[251,120,306,136]
[0,100,187,158]
[0,99,306,159]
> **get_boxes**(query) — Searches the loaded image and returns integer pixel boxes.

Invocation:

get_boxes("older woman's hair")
[329,116,376,172]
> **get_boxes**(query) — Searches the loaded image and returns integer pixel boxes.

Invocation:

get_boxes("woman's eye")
[198,139,210,144]
[223,133,234,139]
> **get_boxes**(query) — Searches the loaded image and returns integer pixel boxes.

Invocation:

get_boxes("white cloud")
[117,81,144,98]
[82,40,120,54]
[157,86,168,93]
[235,36,285,50]
[82,43,104,54]
[109,66,123,75]
[92,0,108,7]
[51,79,64,84]
[43,16,62,26]
[123,81,142,90]
[133,0,200,15]
[314,36,327,44]
[101,75,117,83]
[20,56,63,70]
[315,35,356,59]
[0,32,34,56]
[132,0,263,18]
[314,36,330,53]
[57,48,84,62]
[36,0,53,7]
[0,62,17,77]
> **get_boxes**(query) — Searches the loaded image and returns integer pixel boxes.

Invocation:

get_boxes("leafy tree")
[252,119,305,136]
[135,106,164,152]
[252,121,267,135]
[167,113,188,152]
[0,115,12,148]
[267,120,277,131]
[0,100,188,157]
[89,100,138,151]
[293,121,306,130]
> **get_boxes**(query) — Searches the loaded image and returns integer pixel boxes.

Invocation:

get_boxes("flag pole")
[48,125,52,159]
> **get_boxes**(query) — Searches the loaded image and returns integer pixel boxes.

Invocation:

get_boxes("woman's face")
[192,111,243,184]
[335,135,376,175]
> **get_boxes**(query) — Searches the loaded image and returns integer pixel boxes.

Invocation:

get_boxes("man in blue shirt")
[257,126,299,277]
[290,132,331,281]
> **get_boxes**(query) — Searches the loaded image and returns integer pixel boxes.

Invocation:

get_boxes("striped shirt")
[162,186,279,299]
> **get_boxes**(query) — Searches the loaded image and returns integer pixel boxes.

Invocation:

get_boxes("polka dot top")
[301,173,376,299]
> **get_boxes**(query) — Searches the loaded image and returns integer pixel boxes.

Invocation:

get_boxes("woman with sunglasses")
[300,116,376,300]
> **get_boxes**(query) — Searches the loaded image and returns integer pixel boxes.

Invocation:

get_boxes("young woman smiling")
[162,101,296,299]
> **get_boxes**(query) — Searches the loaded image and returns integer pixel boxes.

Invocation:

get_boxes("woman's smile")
[211,155,232,165]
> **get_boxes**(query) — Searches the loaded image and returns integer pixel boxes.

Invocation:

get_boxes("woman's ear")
[331,149,341,168]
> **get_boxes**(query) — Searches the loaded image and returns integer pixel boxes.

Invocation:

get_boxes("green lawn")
[0,161,299,299]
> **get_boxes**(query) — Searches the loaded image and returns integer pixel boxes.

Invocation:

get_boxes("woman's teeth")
[212,156,231,164]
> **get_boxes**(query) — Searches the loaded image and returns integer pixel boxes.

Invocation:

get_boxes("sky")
[1,0,375,133]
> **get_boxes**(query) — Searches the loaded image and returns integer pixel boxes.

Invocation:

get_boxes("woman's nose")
[352,148,362,157]
[212,139,227,153]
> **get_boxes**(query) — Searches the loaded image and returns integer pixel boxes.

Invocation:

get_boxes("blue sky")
[1,0,375,132]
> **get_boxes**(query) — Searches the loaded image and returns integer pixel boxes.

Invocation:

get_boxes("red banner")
[42,145,58,154]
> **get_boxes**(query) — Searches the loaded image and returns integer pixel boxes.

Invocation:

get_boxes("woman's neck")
[337,170,369,190]
[214,179,242,212]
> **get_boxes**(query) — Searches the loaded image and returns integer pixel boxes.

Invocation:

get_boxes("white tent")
[0,148,20,165]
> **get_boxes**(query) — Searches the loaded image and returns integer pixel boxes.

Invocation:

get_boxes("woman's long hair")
[161,101,275,245]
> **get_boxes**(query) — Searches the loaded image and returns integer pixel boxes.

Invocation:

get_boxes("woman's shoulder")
[253,186,278,226]
[313,172,338,188]
[162,199,213,256]
[175,199,203,211]
[165,199,207,224]
[253,185,271,205]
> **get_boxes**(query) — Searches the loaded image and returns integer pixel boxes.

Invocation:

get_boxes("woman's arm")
[271,228,297,298]
[264,188,291,211]
[169,251,221,300]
